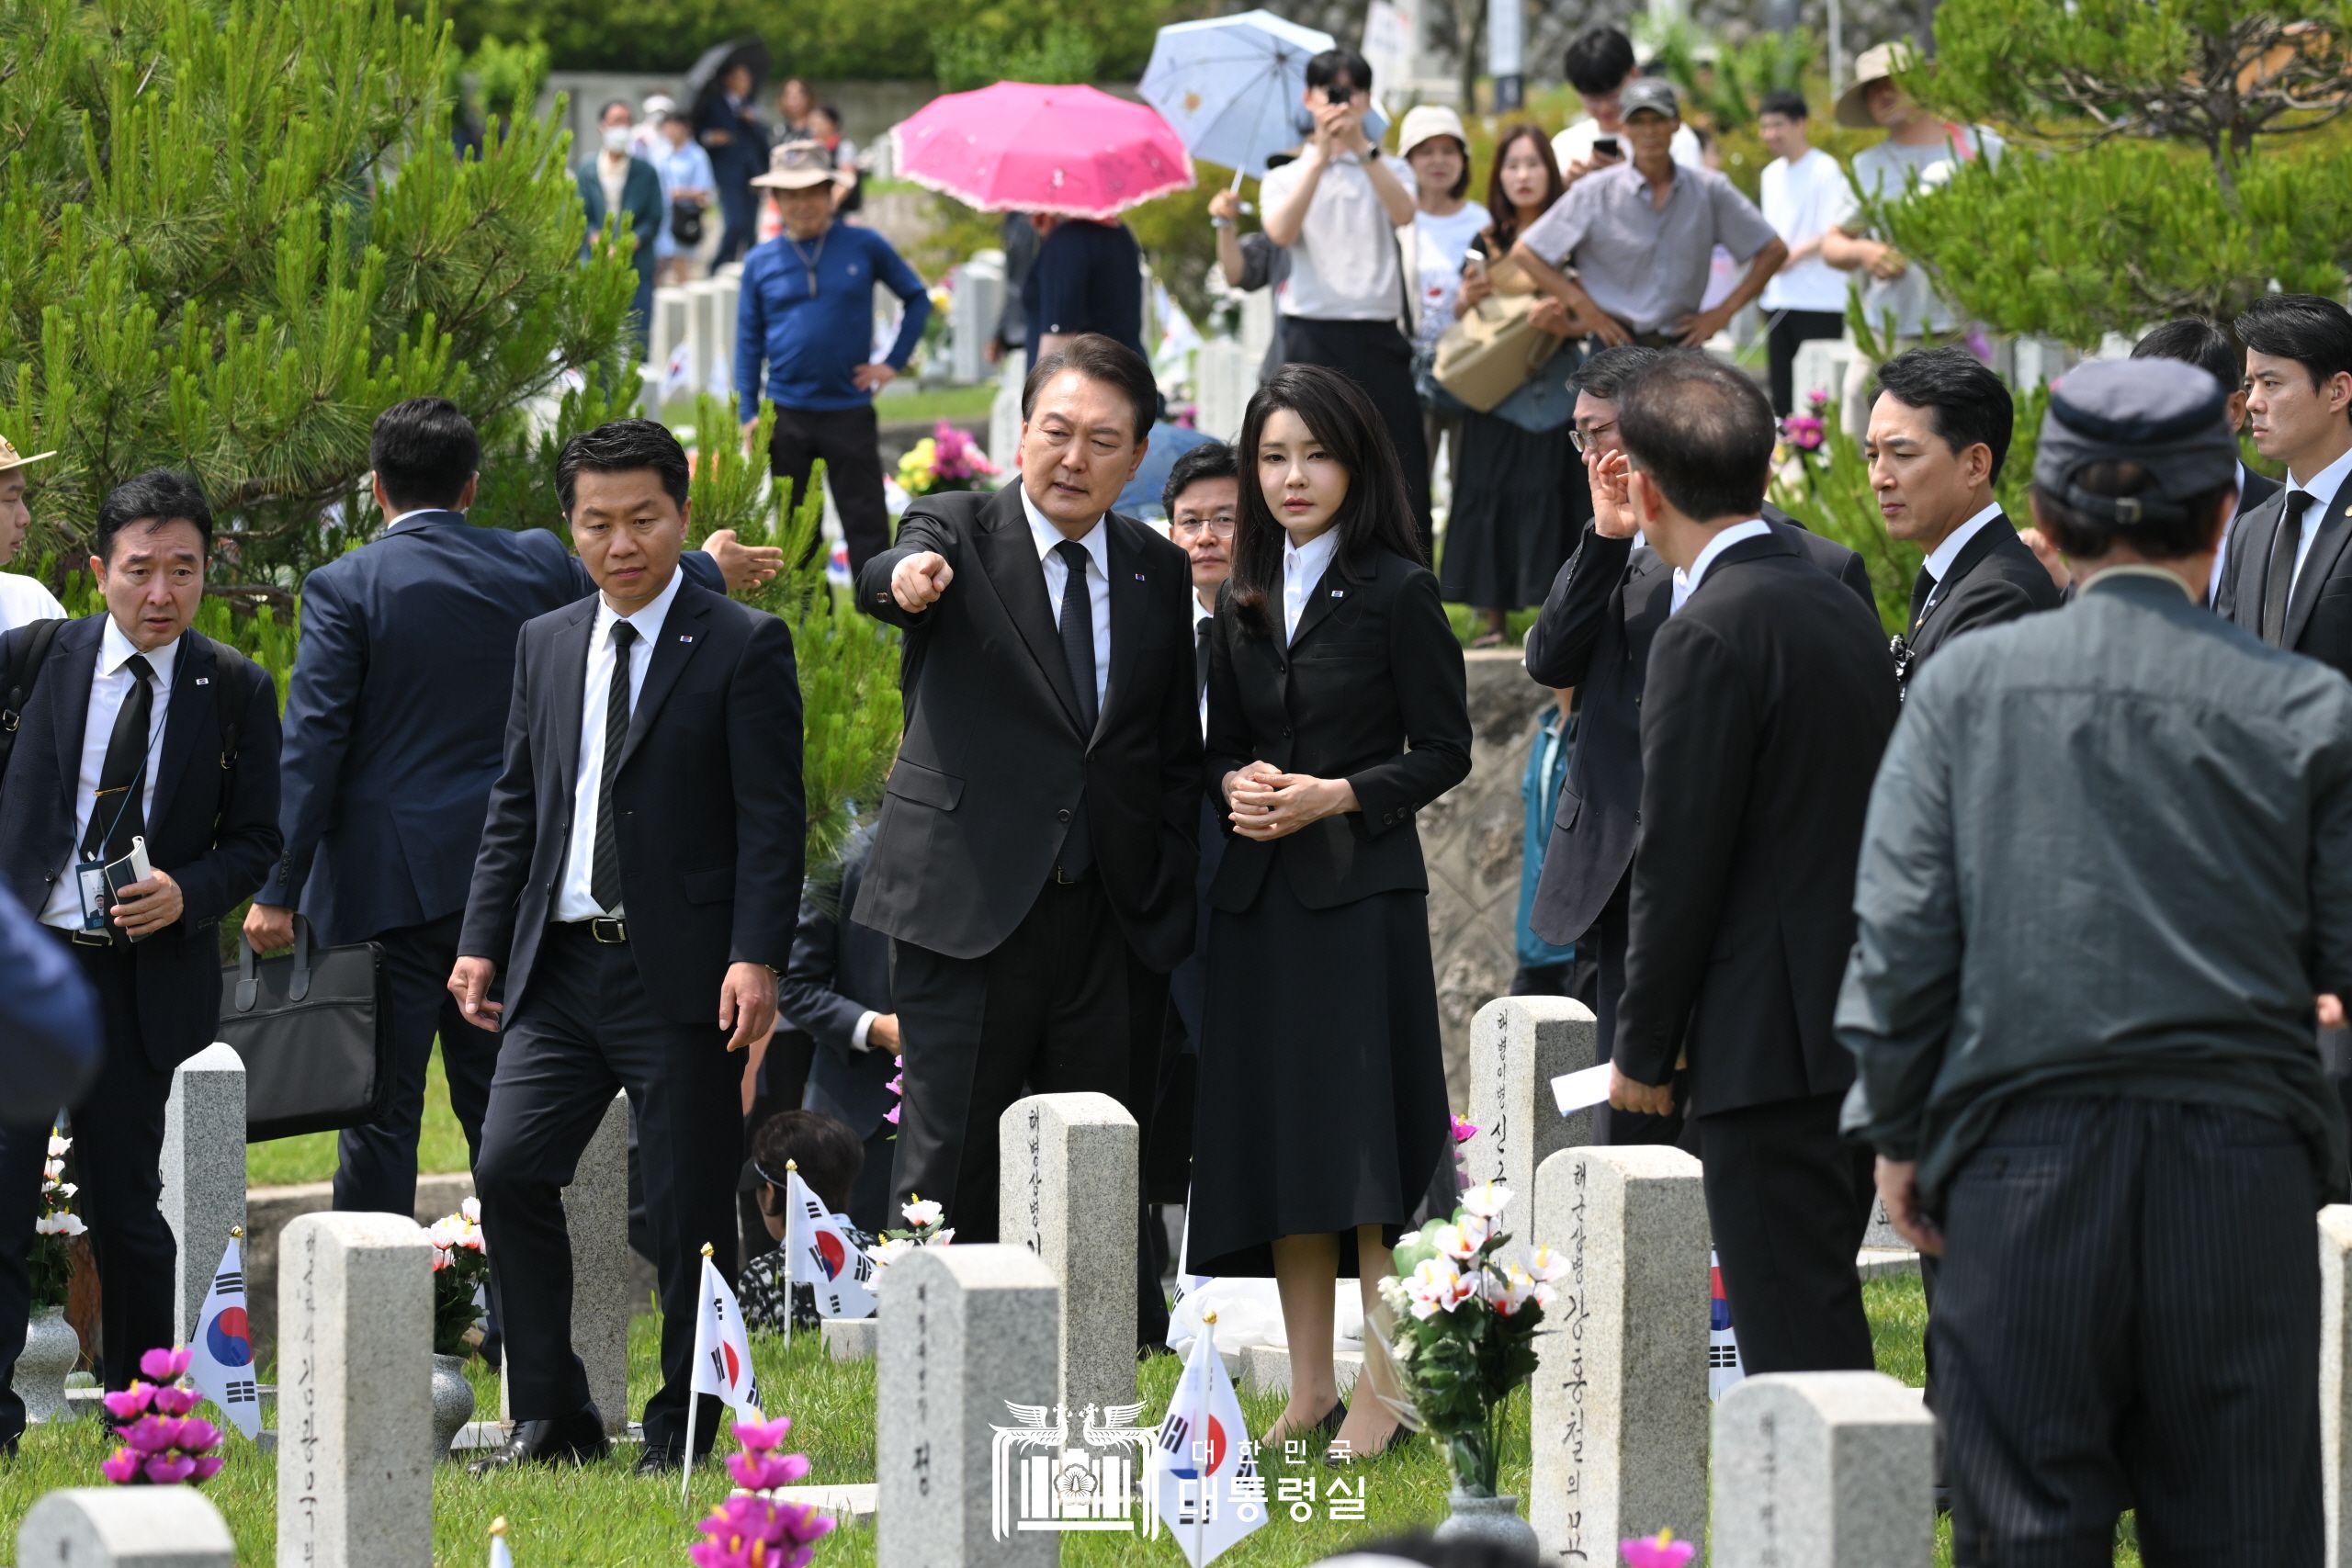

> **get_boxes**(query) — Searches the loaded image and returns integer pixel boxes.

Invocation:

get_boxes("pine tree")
[1863,0,2352,347]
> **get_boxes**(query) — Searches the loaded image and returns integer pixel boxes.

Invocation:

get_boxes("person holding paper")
[1598,356,1894,1375]
[0,470,283,1451]
[1192,364,1471,1462]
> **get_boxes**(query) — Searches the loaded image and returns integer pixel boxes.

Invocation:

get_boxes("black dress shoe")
[633,1445,692,1477]
[466,1406,610,1475]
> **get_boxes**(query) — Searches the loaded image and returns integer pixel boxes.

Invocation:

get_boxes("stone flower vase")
[431,1353,476,1459]
[1434,1488,1539,1553]
[15,1305,78,1425]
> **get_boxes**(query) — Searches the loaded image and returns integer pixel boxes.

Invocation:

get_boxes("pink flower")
[1450,1114,1479,1144]
[121,1416,184,1454]
[731,1415,794,1450]
[189,1452,225,1483]
[141,1453,197,1485]
[139,1347,190,1382]
[885,1103,900,1124]
[175,1416,223,1452]
[103,1386,153,1421]
[727,1448,812,1490]
[100,1448,141,1484]
[1622,1529,1697,1568]
[886,1074,903,1096]
[150,1385,198,1417]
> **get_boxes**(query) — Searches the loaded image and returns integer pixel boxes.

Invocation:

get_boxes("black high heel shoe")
[1261,1399,1347,1453]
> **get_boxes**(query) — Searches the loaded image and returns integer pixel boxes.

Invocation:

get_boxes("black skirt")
[1186,863,1451,1279]
[1439,413,1586,612]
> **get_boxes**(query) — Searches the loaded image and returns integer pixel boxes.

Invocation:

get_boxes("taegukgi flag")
[786,1168,878,1320]
[187,1235,261,1438]
[688,1253,763,1419]
[1151,1314,1264,1566]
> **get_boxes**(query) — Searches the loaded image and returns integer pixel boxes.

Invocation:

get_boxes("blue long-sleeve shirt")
[737,223,931,420]
[0,881,98,1119]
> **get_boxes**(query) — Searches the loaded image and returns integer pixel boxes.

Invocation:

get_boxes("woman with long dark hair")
[1439,123,1591,645]
[1192,364,1473,1461]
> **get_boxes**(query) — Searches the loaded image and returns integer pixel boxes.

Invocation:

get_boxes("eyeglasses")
[1569,423,1616,454]
[1170,515,1237,539]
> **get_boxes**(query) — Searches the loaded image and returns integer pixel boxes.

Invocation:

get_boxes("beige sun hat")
[1837,41,1917,129]
[0,434,55,472]
[1396,104,1469,159]
[751,138,846,190]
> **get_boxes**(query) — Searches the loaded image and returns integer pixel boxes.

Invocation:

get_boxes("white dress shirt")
[1282,525,1342,645]
[1671,518,1774,615]
[1019,483,1111,715]
[41,620,178,929]
[383,506,448,533]
[2284,443,2352,593]
[1923,501,2006,585]
[554,569,684,921]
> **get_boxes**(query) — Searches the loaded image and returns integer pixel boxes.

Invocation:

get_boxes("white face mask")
[603,126,633,154]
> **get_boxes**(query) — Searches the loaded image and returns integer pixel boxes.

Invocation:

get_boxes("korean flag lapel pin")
[678,633,695,644]
[1330,588,1346,599]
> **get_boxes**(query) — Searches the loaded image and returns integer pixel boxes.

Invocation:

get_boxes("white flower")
[34,1213,85,1238]
[46,1134,69,1159]
[1487,1264,1541,1317]
[431,1247,452,1272]
[1521,1244,1570,1284]
[1403,1258,1478,1320]
[1427,1222,1484,1263]
[930,1227,954,1247]
[427,1219,458,1249]
[460,1196,481,1224]
[1458,1182,1512,1222]
[869,1237,914,1269]
[42,1159,62,1182]
[902,1199,944,1230]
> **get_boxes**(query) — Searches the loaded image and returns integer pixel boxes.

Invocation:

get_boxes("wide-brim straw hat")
[0,435,55,472]
[1837,42,1917,129]
[752,138,847,190]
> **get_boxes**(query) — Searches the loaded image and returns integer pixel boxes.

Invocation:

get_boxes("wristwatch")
[1210,216,1233,230]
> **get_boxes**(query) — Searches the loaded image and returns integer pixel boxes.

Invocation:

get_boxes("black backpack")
[0,618,242,784]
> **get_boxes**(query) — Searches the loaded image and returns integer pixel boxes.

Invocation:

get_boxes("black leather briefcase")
[217,918,393,1142]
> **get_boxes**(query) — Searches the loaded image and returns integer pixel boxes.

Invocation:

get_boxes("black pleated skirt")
[1438,412,1586,612]
[1186,863,1451,1279]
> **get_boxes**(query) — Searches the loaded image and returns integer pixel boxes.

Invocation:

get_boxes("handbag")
[1431,256,1568,414]
[218,917,393,1142]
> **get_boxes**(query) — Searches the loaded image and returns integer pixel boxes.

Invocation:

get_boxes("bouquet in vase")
[867,1195,955,1275]
[896,423,999,498]
[1375,1181,1566,1496]
[32,1133,85,1310]
[427,1198,490,1357]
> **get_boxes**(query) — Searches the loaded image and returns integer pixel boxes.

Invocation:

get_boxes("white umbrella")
[1139,9,1389,179]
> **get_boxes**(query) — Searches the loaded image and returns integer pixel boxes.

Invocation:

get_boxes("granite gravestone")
[1713,1371,1935,1568]
[277,1213,434,1568]
[999,1091,1138,1418]
[161,1043,248,1344]
[18,1487,237,1567]
[1462,996,1599,1235]
[2320,1204,2352,1566]
[876,1246,1062,1568]
[1529,1145,1711,1564]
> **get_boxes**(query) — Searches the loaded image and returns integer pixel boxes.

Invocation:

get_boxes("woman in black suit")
[1192,364,1472,1461]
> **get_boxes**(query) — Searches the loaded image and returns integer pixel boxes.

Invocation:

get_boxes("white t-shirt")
[1551,117,1702,177]
[1409,201,1492,353]
[1759,148,1854,313]
[1260,152,1416,321]
[0,571,66,636]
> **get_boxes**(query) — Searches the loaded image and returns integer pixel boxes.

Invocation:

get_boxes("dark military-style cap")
[2032,358,2240,525]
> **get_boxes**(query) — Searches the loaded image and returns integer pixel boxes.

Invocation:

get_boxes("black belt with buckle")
[582,917,628,944]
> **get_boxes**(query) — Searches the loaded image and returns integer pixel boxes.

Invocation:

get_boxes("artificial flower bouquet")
[427,1197,490,1357]
[867,1195,955,1273]
[895,422,999,497]
[1375,1181,1567,1496]
[101,1348,225,1485]
[31,1132,85,1310]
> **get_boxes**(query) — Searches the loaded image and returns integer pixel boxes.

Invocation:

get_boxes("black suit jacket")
[1903,513,2063,673]
[458,577,804,1024]
[2217,468,2352,676]
[1204,548,1471,911]
[0,616,282,1069]
[852,485,1201,971]
[1521,508,1875,948]
[778,829,898,1137]
[1614,535,1898,1117]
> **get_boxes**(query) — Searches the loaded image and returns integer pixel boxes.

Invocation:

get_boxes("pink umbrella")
[890,82,1194,220]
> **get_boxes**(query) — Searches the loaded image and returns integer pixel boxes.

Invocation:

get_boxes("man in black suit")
[2218,294,2352,673]
[0,471,282,1447]
[1524,346,1875,1145]
[775,824,899,1235]
[1865,347,2062,692]
[1600,356,1898,1374]
[854,334,1199,1345]
[246,398,775,1227]
[452,420,803,1475]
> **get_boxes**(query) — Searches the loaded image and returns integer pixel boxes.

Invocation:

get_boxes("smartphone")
[1327,85,1353,106]
[1592,136,1622,160]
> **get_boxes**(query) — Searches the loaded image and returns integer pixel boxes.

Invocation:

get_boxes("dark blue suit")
[0,615,280,1440]
[777,828,899,1233]
[0,882,99,1121]
[259,510,721,1217]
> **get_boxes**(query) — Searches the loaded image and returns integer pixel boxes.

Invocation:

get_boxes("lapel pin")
[1134,572,1148,582]
[194,676,209,686]
[678,634,695,644]
[1330,589,1346,599]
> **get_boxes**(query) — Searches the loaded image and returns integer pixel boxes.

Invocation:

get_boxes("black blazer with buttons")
[0,615,282,1070]
[1902,512,2062,675]
[457,576,805,1025]
[852,484,1202,972]
[1204,547,1471,913]
[2217,468,2352,677]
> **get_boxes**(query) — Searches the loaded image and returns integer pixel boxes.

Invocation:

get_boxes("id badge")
[73,858,110,932]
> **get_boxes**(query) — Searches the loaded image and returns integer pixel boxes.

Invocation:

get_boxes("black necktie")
[1195,615,1214,702]
[85,655,154,861]
[2263,491,2315,647]
[1055,540,1100,736]
[590,621,638,914]
[1909,564,1938,631]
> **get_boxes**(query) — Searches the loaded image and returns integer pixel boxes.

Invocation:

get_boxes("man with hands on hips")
[451,419,803,1477]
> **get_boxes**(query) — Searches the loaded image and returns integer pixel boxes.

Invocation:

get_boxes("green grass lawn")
[2,1273,2147,1566]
